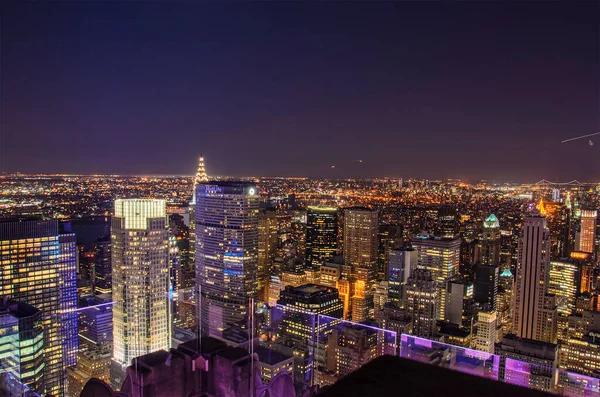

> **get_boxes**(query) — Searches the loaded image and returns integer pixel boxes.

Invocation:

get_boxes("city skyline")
[1,1,598,181]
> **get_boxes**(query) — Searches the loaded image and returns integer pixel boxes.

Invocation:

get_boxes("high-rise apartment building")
[196,182,259,337]
[0,300,45,395]
[578,210,597,254]
[258,208,278,300]
[305,207,338,269]
[481,214,501,266]
[93,235,112,294]
[405,268,437,338]
[412,235,460,321]
[0,219,78,396]
[111,199,171,388]
[512,213,557,343]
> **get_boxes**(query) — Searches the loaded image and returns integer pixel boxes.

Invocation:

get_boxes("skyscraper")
[258,208,278,300]
[481,214,501,266]
[405,268,437,338]
[189,156,209,273]
[0,218,78,396]
[474,263,499,310]
[387,248,417,307]
[411,235,460,321]
[343,207,378,276]
[512,213,557,343]
[0,300,45,395]
[196,182,259,337]
[577,210,597,255]
[305,206,338,269]
[93,235,112,294]
[343,207,378,322]
[475,311,497,353]
[111,199,171,388]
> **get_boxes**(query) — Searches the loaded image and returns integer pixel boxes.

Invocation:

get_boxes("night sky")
[1,1,598,182]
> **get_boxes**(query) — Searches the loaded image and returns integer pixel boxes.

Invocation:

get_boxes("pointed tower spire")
[195,156,209,185]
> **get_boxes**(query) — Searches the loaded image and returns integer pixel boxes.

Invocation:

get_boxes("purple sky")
[1,1,598,182]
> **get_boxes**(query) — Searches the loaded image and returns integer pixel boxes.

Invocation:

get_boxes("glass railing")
[2,287,600,397]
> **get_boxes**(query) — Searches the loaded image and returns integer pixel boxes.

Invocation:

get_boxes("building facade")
[305,207,338,269]
[0,219,78,396]
[111,199,171,388]
[196,182,259,337]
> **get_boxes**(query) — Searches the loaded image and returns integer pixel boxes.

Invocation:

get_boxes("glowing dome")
[483,214,500,229]
[500,269,513,278]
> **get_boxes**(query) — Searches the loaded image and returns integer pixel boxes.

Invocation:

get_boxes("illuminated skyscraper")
[548,259,580,316]
[189,156,209,272]
[481,214,501,266]
[577,210,597,254]
[0,300,45,395]
[405,268,437,338]
[111,199,171,388]
[258,208,278,299]
[196,182,259,337]
[343,207,378,276]
[512,213,557,343]
[0,219,78,396]
[305,206,338,269]
[93,235,111,294]
[387,248,417,307]
[411,235,460,321]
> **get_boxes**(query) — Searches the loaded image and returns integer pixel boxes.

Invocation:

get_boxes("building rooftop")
[254,346,292,366]
[0,299,40,319]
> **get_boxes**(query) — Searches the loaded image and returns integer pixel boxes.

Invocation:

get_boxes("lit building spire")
[195,156,209,185]
[191,156,209,205]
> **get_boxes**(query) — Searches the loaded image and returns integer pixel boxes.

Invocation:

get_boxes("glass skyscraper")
[195,181,259,337]
[0,218,78,397]
[110,199,171,389]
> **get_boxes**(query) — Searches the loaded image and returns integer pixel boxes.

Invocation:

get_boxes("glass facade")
[305,207,338,269]
[0,219,78,397]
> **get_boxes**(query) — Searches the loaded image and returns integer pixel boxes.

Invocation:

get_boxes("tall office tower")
[305,206,338,269]
[474,264,499,310]
[475,311,497,353]
[0,219,78,396]
[412,235,461,321]
[0,300,45,395]
[437,206,458,238]
[405,269,437,338]
[481,214,501,266]
[512,213,557,343]
[387,248,417,307]
[577,210,597,254]
[343,207,378,276]
[378,224,403,279]
[258,208,278,300]
[196,182,259,337]
[94,235,112,294]
[189,156,209,272]
[548,260,580,316]
[111,199,171,388]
